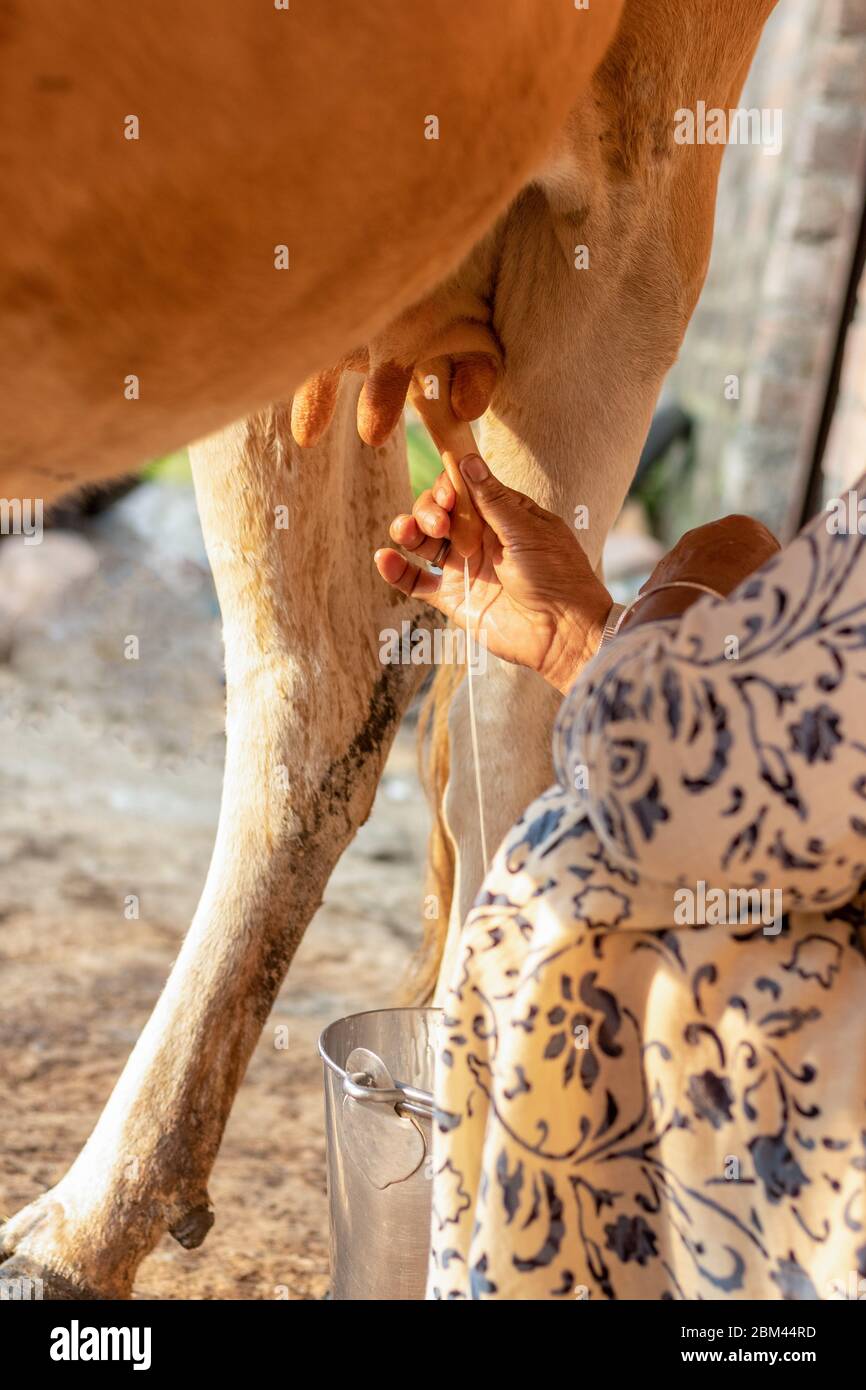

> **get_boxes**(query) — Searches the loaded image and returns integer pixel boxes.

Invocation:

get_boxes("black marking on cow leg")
[255,665,420,1014]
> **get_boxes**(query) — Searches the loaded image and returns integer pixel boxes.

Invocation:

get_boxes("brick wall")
[822,262,866,500]
[664,0,866,538]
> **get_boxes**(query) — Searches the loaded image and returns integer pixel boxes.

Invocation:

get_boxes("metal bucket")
[318,1007,441,1301]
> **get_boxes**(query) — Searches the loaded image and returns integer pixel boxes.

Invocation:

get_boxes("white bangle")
[598,601,626,648]
[600,580,724,647]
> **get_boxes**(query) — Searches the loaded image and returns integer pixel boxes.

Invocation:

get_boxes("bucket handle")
[342,1070,435,1121]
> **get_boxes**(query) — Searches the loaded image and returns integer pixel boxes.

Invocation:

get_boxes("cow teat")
[290,310,502,452]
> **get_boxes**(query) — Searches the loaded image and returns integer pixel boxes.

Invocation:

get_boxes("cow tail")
[407,660,463,1003]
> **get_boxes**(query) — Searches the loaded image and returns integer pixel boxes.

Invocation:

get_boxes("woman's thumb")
[458,453,526,540]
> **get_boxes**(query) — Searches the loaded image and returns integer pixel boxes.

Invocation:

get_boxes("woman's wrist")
[545,581,710,693]
[543,591,611,696]
[616,585,704,633]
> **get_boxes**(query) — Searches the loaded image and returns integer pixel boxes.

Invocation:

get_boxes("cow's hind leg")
[0,380,428,1298]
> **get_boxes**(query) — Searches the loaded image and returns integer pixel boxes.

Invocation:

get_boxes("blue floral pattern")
[428,476,866,1300]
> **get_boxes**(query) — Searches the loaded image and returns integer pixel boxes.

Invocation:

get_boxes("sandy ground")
[0,487,429,1299]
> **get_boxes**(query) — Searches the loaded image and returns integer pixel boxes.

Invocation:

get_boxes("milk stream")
[463,556,489,873]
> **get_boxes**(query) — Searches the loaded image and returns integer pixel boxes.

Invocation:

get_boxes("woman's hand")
[619,513,781,631]
[374,453,612,695]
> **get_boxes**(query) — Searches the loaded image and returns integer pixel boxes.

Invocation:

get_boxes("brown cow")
[0,0,777,1296]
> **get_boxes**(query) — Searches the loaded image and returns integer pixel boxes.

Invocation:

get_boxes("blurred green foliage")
[142,449,191,484]
[405,419,441,496]
[628,435,695,546]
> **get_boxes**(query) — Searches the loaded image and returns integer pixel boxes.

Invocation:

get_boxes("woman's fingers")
[374,548,445,603]
[412,488,451,540]
[389,512,451,564]
[384,475,459,565]
[432,471,456,510]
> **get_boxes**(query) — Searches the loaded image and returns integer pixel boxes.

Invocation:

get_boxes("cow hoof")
[0,1193,133,1300]
[168,1202,215,1249]
[0,1253,110,1301]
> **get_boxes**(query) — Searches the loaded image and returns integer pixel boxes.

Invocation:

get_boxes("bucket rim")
[317,1005,443,1080]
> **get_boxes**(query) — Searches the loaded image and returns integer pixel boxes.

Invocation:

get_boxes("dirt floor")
[0,486,429,1299]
